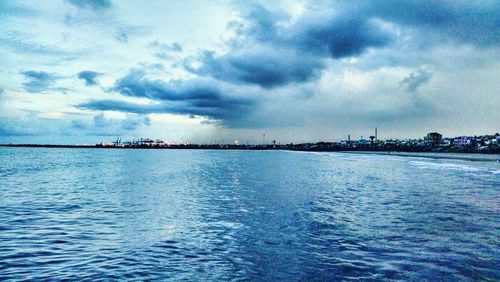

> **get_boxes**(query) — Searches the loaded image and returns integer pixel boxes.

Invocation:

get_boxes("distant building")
[453,136,475,147]
[424,132,442,146]
[385,139,397,147]
[440,138,452,147]
[357,137,370,147]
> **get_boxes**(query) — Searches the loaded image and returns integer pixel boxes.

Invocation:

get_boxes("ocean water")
[0,148,498,281]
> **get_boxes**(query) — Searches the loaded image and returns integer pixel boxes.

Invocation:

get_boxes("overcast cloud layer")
[0,0,499,144]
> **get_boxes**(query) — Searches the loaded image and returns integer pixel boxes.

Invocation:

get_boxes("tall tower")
[375,127,378,140]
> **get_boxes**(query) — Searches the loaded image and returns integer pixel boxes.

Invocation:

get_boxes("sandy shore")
[341,151,500,162]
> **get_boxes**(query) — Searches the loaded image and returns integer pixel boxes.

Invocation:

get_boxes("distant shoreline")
[1,143,499,162]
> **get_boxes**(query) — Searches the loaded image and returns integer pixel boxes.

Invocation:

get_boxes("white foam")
[409,160,500,175]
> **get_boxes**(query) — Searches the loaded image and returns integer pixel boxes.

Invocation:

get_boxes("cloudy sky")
[0,0,498,144]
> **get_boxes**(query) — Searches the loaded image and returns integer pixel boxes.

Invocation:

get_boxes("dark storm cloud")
[113,69,218,101]
[400,69,433,92]
[188,4,395,88]
[192,49,324,88]
[77,68,256,123]
[79,100,162,114]
[20,70,56,93]
[77,71,101,86]
[231,3,285,42]
[78,98,251,123]
[189,1,499,89]
[290,15,393,58]
[358,0,500,46]
[66,0,112,10]
[113,69,251,108]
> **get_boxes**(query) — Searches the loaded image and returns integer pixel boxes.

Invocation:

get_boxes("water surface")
[0,148,498,280]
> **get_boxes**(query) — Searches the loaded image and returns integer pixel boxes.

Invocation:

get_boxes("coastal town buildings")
[91,132,500,153]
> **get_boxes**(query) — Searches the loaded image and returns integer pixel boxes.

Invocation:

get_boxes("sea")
[0,147,498,281]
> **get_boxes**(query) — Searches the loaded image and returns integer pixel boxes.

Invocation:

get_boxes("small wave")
[288,151,383,159]
[409,161,500,175]
[287,151,335,157]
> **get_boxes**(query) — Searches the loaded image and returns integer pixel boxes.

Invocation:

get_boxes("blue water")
[0,148,498,281]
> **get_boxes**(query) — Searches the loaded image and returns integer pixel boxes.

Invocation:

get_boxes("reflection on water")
[0,148,498,280]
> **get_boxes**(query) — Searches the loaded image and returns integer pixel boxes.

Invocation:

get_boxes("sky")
[0,0,499,144]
